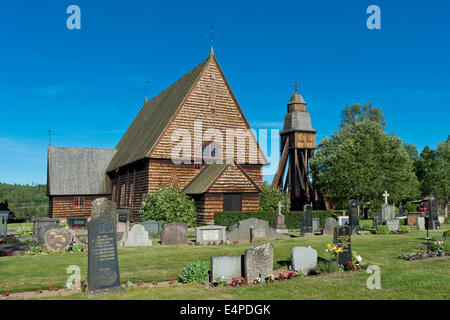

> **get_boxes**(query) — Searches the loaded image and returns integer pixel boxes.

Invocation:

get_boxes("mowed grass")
[1,226,449,300]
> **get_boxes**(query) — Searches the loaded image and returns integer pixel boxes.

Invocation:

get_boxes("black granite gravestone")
[333,225,352,266]
[87,215,124,297]
[349,199,359,233]
[427,198,440,230]
[67,217,87,228]
[397,204,404,217]
[302,204,313,236]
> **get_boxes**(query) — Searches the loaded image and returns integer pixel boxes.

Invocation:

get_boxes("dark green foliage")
[340,103,386,129]
[140,185,197,227]
[214,210,341,229]
[259,182,290,212]
[179,261,209,284]
[443,230,450,238]
[0,183,48,219]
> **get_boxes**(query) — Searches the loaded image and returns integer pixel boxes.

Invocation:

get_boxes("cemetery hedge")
[214,210,342,229]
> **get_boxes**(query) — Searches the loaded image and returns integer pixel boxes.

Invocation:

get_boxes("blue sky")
[0,0,448,185]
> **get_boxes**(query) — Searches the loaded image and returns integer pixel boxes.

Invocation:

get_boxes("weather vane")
[293,80,299,93]
[207,24,218,48]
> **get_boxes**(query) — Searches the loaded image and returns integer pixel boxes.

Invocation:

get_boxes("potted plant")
[433,241,445,256]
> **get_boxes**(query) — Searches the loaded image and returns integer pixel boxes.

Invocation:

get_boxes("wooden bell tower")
[272,88,317,211]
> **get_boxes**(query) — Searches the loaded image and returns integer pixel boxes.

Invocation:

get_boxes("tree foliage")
[340,103,386,129]
[0,183,48,218]
[140,185,197,227]
[259,182,290,212]
[310,119,419,210]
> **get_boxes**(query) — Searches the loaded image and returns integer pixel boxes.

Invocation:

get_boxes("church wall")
[49,194,111,219]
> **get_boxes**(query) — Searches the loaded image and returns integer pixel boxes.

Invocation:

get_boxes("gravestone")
[44,228,74,251]
[397,204,405,217]
[301,204,313,236]
[416,217,425,230]
[32,217,63,244]
[381,204,395,222]
[349,199,360,233]
[250,228,266,242]
[273,202,287,231]
[373,214,382,228]
[195,225,226,245]
[386,219,400,232]
[67,217,88,229]
[244,242,273,282]
[427,197,440,229]
[0,211,9,238]
[87,199,124,297]
[124,224,152,247]
[117,210,130,233]
[227,218,288,242]
[323,218,338,235]
[407,215,418,226]
[338,216,349,226]
[210,255,243,282]
[160,222,187,245]
[312,218,320,233]
[291,247,317,274]
[140,220,163,236]
[333,225,352,266]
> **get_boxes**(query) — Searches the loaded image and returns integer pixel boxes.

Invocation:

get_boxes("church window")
[73,196,85,208]
[120,184,126,206]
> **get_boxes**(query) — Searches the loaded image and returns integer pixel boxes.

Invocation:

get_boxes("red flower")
[7,251,12,256]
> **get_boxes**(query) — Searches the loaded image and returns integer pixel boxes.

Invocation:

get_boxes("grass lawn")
[0,225,449,300]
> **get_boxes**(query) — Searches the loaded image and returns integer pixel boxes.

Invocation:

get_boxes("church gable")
[208,163,261,193]
[149,55,267,164]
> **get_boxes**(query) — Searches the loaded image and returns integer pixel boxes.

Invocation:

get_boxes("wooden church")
[47,48,267,224]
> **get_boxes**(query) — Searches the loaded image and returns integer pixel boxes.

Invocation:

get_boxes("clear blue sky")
[0,0,448,185]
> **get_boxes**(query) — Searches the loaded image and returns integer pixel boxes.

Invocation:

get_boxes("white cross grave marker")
[382,191,389,205]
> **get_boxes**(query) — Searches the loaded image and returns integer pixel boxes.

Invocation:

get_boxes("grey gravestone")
[323,218,338,235]
[250,228,266,242]
[427,198,440,229]
[140,220,163,236]
[44,228,74,251]
[312,218,320,233]
[244,242,273,282]
[333,225,352,266]
[124,224,152,247]
[381,204,395,222]
[117,209,130,233]
[227,218,287,242]
[291,247,317,274]
[301,204,313,236]
[349,199,360,233]
[32,217,63,244]
[373,214,382,228]
[416,217,425,230]
[397,204,404,217]
[210,255,243,282]
[195,225,226,245]
[0,211,9,238]
[67,217,87,229]
[87,215,124,297]
[386,219,400,232]
[91,198,117,236]
[338,216,349,226]
[160,222,187,245]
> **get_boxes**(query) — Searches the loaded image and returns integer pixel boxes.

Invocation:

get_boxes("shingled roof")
[47,147,116,196]
[106,56,211,172]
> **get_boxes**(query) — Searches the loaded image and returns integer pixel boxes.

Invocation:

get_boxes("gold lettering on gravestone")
[91,234,116,262]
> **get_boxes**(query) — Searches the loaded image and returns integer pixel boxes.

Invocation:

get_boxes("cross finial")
[382,190,390,205]
[48,129,51,146]
[143,80,150,103]
[293,80,299,93]
[207,24,218,55]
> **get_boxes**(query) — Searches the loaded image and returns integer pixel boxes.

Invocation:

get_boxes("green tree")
[340,103,386,129]
[259,182,290,212]
[310,119,419,210]
[140,185,197,227]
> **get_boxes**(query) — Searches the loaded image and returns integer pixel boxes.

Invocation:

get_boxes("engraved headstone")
[67,217,87,229]
[301,204,313,236]
[244,242,273,282]
[397,204,404,217]
[44,228,74,251]
[407,215,419,226]
[273,202,287,231]
[87,198,124,297]
[0,211,9,238]
[227,218,288,242]
[338,216,349,226]
[381,204,395,222]
[349,199,360,233]
[333,225,352,266]
[160,222,187,245]
[427,197,440,229]
[195,225,226,245]
[312,218,320,233]
[210,255,243,282]
[140,220,163,236]
[124,224,152,247]
[32,217,63,244]
[291,247,317,274]
[386,219,400,232]
[323,217,338,235]
[250,227,266,242]
[416,217,425,230]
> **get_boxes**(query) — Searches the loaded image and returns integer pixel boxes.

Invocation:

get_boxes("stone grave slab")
[210,255,243,282]
[416,217,425,230]
[140,220,163,236]
[44,228,74,251]
[333,225,352,266]
[227,218,288,242]
[312,218,320,233]
[386,219,400,232]
[291,247,317,274]
[250,228,266,242]
[160,222,187,245]
[124,224,152,247]
[244,242,273,282]
[323,218,338,235]
[195,225,226,245]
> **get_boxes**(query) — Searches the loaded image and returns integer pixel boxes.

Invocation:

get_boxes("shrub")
[16,224,33,237]
[3,236,16,244]
[179,261,209,284]
[399,226,411,233]
[29,246,41,255]
[360,220,373,230]
[316,261,340,273]
[443,230,450,238]
[375,225,390,234]
[259,182,290,212]
[140,185,197,227]
[72,243,84,252]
